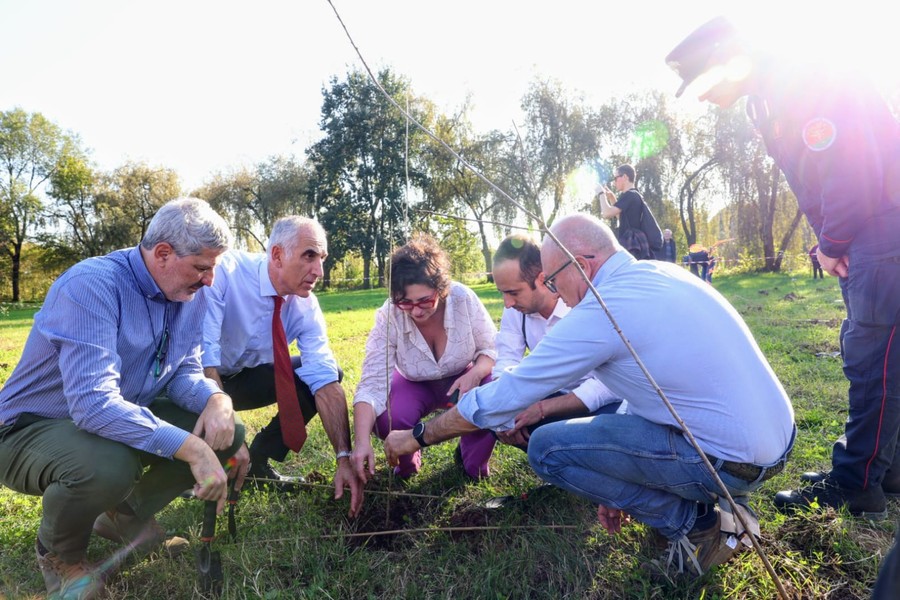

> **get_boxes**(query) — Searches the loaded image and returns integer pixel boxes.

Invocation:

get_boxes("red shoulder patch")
[802,118,837,151]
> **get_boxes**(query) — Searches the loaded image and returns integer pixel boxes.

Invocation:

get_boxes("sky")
[2,0,897,193]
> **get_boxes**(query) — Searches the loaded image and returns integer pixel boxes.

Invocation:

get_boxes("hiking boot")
[36,540,106,599]
[643,508,741,581]
[93,510,189,558]
[246,458,306,493]
[800,470,900,498]
[774,474,887,520]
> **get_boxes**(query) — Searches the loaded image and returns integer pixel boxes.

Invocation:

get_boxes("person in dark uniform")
[666,11,900,530]
[809,243,824,279]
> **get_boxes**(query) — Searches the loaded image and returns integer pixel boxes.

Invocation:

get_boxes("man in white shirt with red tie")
[201,216,363,515]
[491,234,622,450]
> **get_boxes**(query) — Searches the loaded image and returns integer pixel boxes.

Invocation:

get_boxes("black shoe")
[801,470,900,498]
[775,474,887,520]
[246,459,306,493]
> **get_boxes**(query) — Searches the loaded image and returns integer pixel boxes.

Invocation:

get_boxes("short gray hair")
[141,198,233,256]
[268,216,326,257]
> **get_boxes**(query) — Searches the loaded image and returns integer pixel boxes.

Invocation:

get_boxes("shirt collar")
[127,246,165,300]
[550,297,571,319]
[258,255,279,298]
[593,250,636,287]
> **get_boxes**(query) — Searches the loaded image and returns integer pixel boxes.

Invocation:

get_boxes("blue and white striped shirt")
[0,246,220,458]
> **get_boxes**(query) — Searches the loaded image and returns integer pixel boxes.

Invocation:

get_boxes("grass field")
[0,271,895,599]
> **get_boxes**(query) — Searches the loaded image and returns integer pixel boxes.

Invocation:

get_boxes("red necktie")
[272,295,307,451]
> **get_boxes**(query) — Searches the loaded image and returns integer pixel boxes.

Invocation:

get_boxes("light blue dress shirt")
[458,250,795,465]
[201,250,340,395]
[0,247,219,458]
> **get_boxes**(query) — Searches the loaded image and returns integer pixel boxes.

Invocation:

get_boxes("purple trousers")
[374,369,495,479]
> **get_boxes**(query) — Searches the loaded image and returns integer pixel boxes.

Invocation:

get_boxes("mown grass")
[0,272,895,599]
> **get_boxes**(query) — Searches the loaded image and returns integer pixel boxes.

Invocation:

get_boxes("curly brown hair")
[390,233,451,302]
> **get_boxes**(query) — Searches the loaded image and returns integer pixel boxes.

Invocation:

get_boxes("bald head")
[542,214,618,264]
[539,214,619,307]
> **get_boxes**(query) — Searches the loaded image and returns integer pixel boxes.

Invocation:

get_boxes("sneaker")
[246,458,306,493]
[800,470,900,498]
[93,510,189,558]
[644,509,740,581]
[774,474,887,520]
[36,540,105,599]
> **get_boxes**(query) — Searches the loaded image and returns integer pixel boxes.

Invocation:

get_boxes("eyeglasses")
[394,290,439,311]
[152,326,169,378]
[543,255,595,294]
[613,173,622,179]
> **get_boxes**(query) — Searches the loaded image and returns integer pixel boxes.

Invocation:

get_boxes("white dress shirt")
[353,282,497,416]
[493,298,620,414]
[201,250,340,395]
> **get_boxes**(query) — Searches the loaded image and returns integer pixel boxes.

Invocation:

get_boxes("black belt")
[710,455,787,483]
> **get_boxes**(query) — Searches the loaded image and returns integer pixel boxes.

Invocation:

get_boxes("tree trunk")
[11,243,21,302]
[321,262,332,291]
[362,255,372,290]
[476,218,493,283]
[759,166,780,272]
[772,207,805,272]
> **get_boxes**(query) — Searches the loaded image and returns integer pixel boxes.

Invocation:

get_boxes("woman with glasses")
[352,233,497,480]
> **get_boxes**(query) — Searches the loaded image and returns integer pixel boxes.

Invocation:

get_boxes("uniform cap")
[666,16,739,98]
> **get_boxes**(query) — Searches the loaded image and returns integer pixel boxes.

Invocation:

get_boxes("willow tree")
[504,78,600,228]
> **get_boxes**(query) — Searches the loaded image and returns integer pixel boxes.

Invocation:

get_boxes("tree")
[199,156,313,251]
[308,68,428,289]
[420,103,512,280]
[713,105,797,271]
[505,78,600,228]
[46,152,104,259]
[0,108,77,301]
[596,92,715,246]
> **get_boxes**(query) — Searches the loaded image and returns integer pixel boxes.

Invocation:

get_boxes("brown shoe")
[644,508,742,581]
[93,510,189,558]
[36,541,105,599]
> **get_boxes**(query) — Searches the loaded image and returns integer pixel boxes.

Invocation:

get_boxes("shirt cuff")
[145,424,191,459]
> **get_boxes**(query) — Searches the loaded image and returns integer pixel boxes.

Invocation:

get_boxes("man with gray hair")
[0,198,246,599]
[385,214,794,581]
[201,216,363,515]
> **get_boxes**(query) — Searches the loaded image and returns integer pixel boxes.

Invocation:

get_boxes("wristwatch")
[412,421,430,448]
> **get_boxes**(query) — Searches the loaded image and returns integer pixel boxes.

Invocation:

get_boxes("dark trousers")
[872,521,900,599]
[0,402,244,562]
[223,356,342,463]
[830,212,900,491]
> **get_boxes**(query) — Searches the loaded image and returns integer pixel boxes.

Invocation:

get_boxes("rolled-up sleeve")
[458,302,608,430]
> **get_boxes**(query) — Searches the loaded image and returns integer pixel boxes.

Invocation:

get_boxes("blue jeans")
[832,209,900,490]
[527,414,771,540]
